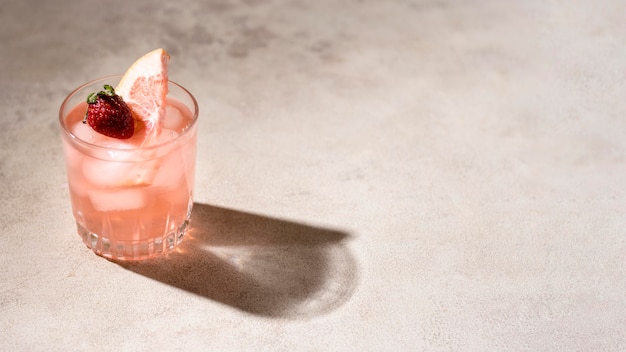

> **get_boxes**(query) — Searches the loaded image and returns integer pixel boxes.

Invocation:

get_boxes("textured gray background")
[2,0,626,350]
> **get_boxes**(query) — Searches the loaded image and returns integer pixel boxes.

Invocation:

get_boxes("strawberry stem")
[86,92,98,104]
[102,85,115,96]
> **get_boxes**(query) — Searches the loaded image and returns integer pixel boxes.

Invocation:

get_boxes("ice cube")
[163,105,184,131]
[82,159,129,187]
[122,159,161,186]
[88,189,147,211]
[71,120,97,143]
[82,157,160,187]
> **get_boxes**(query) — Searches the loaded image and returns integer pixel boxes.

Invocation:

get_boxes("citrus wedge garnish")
[116,48,170,140]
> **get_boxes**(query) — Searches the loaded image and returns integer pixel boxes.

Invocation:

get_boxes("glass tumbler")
[59,75,198,261]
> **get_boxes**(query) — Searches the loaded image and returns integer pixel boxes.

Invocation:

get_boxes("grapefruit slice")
[116,48,170,140]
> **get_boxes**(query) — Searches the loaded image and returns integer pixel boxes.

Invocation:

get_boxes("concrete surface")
[2,0,626,350]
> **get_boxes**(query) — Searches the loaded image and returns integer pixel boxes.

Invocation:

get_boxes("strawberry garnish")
[83,85,134,139]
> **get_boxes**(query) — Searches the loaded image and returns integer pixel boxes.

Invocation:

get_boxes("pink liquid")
[61,97,197,261]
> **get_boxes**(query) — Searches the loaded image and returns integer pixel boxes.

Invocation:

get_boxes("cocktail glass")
[59,75,198,261]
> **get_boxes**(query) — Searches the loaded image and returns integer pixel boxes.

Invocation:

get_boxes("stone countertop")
[2,0,626,350]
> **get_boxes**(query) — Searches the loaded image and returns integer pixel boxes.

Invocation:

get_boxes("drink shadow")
[118,203,359,319]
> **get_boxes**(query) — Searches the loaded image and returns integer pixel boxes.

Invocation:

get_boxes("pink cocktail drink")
[59,76,198,261]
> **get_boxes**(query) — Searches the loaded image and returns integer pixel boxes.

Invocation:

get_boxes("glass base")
[77,218,189,261]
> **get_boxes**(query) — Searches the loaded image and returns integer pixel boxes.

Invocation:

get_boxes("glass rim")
[59,74,199,153]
